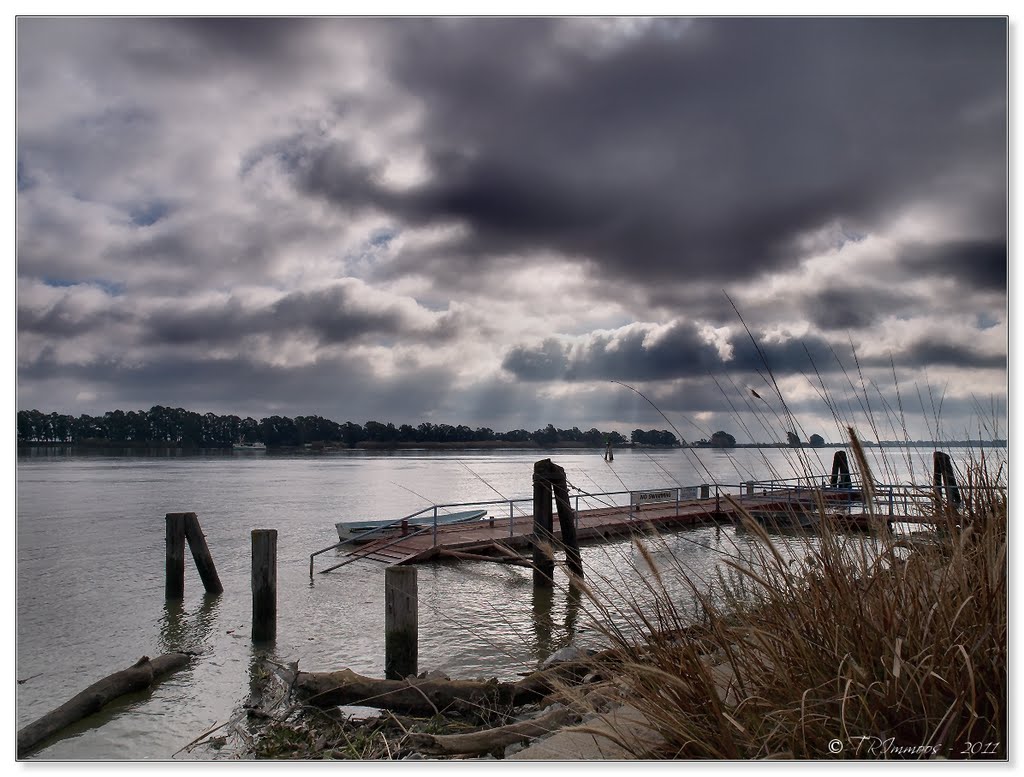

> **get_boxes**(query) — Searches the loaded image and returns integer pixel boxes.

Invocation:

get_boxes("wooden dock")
[315,488,869,573]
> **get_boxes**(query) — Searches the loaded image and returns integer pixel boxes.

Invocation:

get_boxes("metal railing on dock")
[309,481,721,576]
[308,475,1001,575]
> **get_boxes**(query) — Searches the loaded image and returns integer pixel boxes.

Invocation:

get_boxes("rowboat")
[335,508,487,544]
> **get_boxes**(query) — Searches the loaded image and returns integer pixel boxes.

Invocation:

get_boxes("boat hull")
[335,508,487,544]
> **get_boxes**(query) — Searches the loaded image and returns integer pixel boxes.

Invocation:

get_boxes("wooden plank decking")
[320,489,868,571]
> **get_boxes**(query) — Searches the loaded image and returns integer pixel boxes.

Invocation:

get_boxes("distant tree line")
[16,407,645,449]
[630,428,679,446]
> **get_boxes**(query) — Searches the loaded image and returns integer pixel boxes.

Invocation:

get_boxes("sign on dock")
[631,488,677,506]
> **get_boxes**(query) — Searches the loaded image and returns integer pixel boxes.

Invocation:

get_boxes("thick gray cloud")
[296,18,1005,289]
[15,17,1008,441]
[802,288,917,331]
[901,239,1007,292]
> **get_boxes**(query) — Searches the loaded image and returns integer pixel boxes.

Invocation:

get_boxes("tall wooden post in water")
[385,566,418,680]
[933,451,962,509]
[251,529,278,643]
[165,513,187,600]
[532,460,556,587]
[165,512,223,599]
[830,451,852,489]
[533,458,584,585]
[183,513,223,595]
[549,462,584,581]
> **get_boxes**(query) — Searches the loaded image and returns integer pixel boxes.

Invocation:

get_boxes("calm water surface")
[16,445,953,759]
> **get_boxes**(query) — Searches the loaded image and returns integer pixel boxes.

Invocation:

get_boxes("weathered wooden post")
[744,481,755,496]
[251,529,277,643]
[933,451,962,510]
[384,566,418,680]
[943,453,962,506]
[830,451,852,489]
[700,484,711,500]
[532,460,555,587]
[165,513,187,600]
[549,461,584,581]
[182,513,223,595]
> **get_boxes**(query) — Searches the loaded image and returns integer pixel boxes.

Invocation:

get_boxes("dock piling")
[532,459,583,584]
[165,513,187,600]
[251,529,278,643]
[933,451,962,509]
[532,460,556,587]
[549,461,584,581]
[165,512,223,598]
[384,566,418,679]
[830,451,852,489]
[183,513,223,595]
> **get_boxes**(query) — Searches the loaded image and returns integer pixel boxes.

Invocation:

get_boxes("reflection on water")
[530,584,554,661]
[528,581,586,663]
[159,594,222,655]
[564,584,582,644]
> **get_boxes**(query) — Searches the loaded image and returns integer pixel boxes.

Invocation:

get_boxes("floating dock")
[311,485,882,574]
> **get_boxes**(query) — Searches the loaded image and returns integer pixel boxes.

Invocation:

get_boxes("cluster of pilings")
[164,514,278,643]
[161,458,591,679]
[163,514,424,678]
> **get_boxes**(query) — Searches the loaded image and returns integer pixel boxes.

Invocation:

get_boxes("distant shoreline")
[17,439,1006,452]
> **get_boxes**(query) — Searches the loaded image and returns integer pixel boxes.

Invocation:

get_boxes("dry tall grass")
[571,439,1006,760]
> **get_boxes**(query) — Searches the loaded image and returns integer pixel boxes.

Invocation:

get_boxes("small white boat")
[335,508,487,544]
[233,441,267,451]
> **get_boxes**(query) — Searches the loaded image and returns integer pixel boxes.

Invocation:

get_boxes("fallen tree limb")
[17,652,192,758]
[286,660,597,716]
[405,703,573,755]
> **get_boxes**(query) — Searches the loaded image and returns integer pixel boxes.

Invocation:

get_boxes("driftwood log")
[17,652,192,757]
[285,660,596,717]
[405,703,573,755]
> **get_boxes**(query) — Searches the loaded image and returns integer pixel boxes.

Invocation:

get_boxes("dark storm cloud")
[297,17,1005,286]
[886,338,1006,370]
[18,295,129,337]
[803,287,917,330]
[271,287,412,344]
[502,317,1003,386]
[110,17,326,79]
[18,282,459,349]
[502,321,723,382]
[502,320,852,384]
[170,17,314,59]
[139,286,459,347]
[901,239,1007,292]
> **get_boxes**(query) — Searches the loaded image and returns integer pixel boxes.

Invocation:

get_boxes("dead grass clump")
[583,448,1006,760]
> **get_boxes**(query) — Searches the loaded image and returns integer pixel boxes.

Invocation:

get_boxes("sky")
[14,15,1009,444]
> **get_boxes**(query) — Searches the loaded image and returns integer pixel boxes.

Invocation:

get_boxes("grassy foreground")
[569,445,1007,759]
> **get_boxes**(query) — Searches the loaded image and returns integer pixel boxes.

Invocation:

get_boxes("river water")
[15,444,971,760]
